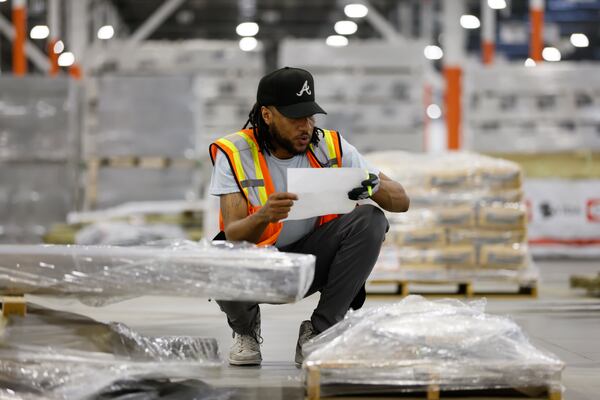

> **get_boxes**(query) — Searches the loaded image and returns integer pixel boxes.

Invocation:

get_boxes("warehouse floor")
[24,259,600,400]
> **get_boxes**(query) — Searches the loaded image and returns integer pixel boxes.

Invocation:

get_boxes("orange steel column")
[530,0,544,61]
[48,40,59,75]
[69,64,82,80]
[423,84,432,151]
[12,0,27,75]
[481,0,495,65]
[442,0,466,150]
[482,42,495,64]
[444,67,462,150]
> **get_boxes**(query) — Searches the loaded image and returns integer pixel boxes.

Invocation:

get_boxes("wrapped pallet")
[303,296,564,398]
[0,307,226,400]
[366,151,535,287]
[0,240,315,305]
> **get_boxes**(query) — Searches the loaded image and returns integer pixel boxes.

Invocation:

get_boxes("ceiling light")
[487,0,507,10]
[53,40,64,54]
[239,37,258,52]
[334,20,358,35]
[58,52,75,67]
[524,58,536,67]
[344,4,368,18]
[460,15,480,29]
[236,22,259,37]
[326,35,348,47]
[97,25,114,40]
[542,47,561,62]
[570,33,589,48]
[30,25,49,40]
[424,45,443,60]
[426,104,442,120]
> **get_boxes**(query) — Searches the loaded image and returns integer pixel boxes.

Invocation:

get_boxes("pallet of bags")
[366,151,537,293]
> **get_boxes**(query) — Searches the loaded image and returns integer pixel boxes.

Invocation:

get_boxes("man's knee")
[353,205,389,238]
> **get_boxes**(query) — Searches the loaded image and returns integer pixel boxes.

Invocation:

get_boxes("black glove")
[348,173,380,201]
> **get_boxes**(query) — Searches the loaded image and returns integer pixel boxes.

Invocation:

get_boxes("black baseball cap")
[257,67,327,119]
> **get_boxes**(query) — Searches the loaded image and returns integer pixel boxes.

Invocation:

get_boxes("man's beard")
[269,123,310,156]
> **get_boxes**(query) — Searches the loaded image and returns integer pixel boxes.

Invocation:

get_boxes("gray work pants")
[216,204,389,335]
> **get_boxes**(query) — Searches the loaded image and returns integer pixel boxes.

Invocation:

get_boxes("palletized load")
[0,284,227,400]
[365,151,534,285]
[0,240,315,305]
[365,151,523,194]
[0,346,227,400]
[302,296,564,398]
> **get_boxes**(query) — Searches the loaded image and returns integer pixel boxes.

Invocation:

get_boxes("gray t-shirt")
[209,134,379,248]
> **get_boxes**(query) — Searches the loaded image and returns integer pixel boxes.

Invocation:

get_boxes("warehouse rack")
[279,39,429,153]
[83,155,201,210]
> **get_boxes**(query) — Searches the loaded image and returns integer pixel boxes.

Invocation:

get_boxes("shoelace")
[232,330,264,345]
[238,334,260,350]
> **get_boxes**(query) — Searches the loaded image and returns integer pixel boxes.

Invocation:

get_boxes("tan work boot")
[295,320,318,367]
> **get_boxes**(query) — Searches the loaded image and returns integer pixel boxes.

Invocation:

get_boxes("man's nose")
[297,116,312,129]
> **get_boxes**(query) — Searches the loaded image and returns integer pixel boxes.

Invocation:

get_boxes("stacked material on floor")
[67,201,205,225]
[0,305,227,400]
[74,222,187,246]
[0,345,225,400]
[0,240,315,305]
[303,296,564,397]
[365,151,535,283]
[45,201,204,245]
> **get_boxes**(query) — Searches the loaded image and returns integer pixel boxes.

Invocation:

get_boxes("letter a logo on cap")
[296,80,312,97]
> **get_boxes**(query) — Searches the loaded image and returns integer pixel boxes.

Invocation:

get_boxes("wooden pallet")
[306,363,561,400]
[367,280,538,298]
[570,273,600,296]
[1,296,27,317]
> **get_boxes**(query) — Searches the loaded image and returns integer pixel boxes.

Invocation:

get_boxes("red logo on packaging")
[587,199,600,222]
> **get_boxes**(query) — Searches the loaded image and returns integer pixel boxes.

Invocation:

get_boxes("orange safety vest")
[209,128,343,246]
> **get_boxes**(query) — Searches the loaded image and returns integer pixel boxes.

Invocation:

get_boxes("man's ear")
[261,106,272,126]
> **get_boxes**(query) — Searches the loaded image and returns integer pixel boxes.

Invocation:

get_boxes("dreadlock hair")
[243,103,322,155]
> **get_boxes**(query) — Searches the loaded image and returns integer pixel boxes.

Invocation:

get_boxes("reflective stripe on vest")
[209,128,343,245]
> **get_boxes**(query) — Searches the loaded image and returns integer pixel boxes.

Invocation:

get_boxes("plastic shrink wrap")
[0,240,315,304]
[0,304,225,400]
[303,296,564,396]
[365,151,535,282]
[75,222,187,246]
[0,332,224,400]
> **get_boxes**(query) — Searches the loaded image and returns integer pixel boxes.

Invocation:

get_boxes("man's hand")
[348,173,380,201]
[256,192,298,223]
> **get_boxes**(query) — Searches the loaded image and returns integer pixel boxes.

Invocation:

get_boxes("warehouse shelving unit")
[0,77,83,244]
[465,63,600,258]
[279,39,429,153]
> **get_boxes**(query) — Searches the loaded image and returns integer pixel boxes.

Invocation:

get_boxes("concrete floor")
[24,259,600,400]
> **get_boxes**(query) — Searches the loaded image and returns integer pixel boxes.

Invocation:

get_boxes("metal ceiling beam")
[0,13,51,72]
[128,0,188,44]
[362,1,402,43]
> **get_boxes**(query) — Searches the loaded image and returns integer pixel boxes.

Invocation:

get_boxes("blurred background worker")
[208,67,409,366]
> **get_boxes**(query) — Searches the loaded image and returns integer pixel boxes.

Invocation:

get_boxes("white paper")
[285,168,367,220]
